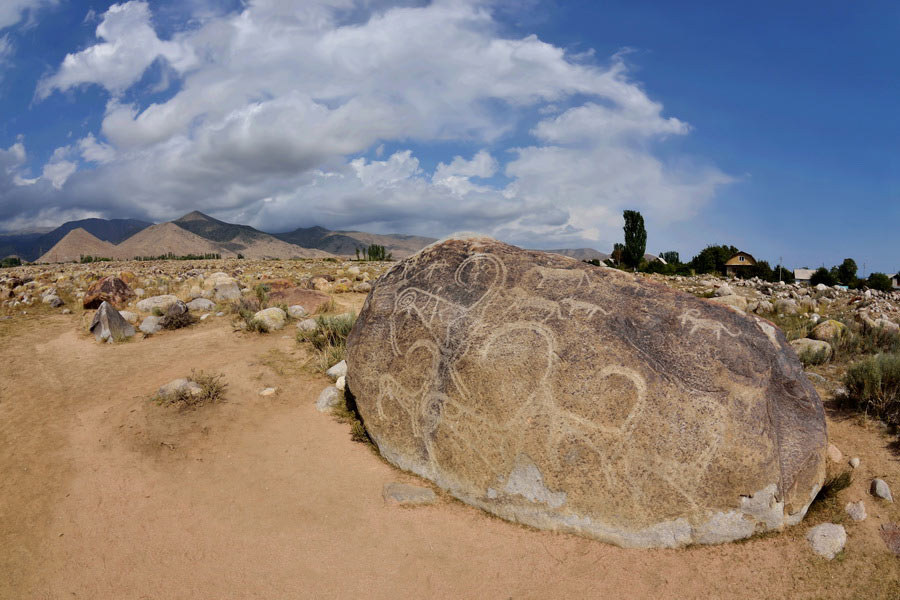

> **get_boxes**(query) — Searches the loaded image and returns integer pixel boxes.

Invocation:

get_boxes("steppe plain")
[2,257,899,599]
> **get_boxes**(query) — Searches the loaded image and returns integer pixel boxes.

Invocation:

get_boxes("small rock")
[287,305,308,319]
[326,359,347,381]
[335,375,346,391]
[187,298,216,312]
[316,386,342,412]
[215,312,225,317]
[871,478,894,502]
[297,318,317,332]
[157,378,203,399]
[259,387,277,397]
[139,315,162,335]
[61,308,71,315]
[714,284,734,297]
[200,313,210,321]
[382,482,437,506]
[827,443,843,463]
[845,501,867,521]
[849,457,860,469]
[806,523,846,560]
[880,523,900,556]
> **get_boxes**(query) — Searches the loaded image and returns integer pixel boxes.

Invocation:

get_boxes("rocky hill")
[36,229,118,263]
[274,226,436,258]
[2,218,151,261]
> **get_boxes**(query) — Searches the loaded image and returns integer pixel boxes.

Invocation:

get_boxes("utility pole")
[779,256,783,282]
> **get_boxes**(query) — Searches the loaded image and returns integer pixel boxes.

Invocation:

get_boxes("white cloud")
[12,0,734,252]
[36,1,197,99]
[0,0,56,30]
[41,145,77,189]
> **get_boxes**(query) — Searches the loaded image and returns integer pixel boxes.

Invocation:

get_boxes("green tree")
[689,245,739,275]
[659,251,680,265]
[610,243,625,265]
[810,267,837,287]
[622,210,647,269]
[866,272,893,292]
[837,258,858,287]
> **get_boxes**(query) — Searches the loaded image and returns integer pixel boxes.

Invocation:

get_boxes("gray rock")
[849,457,860,469]
[253,307,287,331]
[157,378,203,399]
[136,294,179,313]
[775,298,799,315]
[316,386,342,412]
[212,279,241,301]
[287,305,308,319]
[382,482,437,506]
[187,298,216,312]
[790,338,833,361]
[872,478,894,502]
[714,284,734,297]
[845,501,867,521]
[118,310,138,324]
[806,523,846,559]
[297,318,317,332]
[139,315,162,335]
[326,359,347,381]
[89,301,135,343]
[353,281,373,293]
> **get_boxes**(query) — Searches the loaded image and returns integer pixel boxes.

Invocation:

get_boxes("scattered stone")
[297,318,317,332]
[83,276,135,309]
[326,359,347,381]
[47,296,64,308]
[880,523,900,556]
[382,482,437,506]
[714,284,734,297]
[89,301,136,343]
[775,298,799,315]
[253,307,287,331]
[806,523,846,560]
[136,294,179,313]
[287,305,307,319]
[871,478,894,502]
[335,375,346,391]
[353,281,373,293]
[849,457,860,469]
[212,278,241,301]
[200,313,211,321]
[187,297,216,312]
[259,387,277,396]
[139,315,162,335]
[347,265,361,277]
[316,386,342,412]
[845,501,867,521]
[826,443,843,464]
[347,236,827,548]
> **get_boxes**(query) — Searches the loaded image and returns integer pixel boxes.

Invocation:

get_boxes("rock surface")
[136,295,179,313]
[811,320,846,341]
[326,359,347,381]
[789,338,833,361]
[89,301,136,343]
[187,298,216,312]
[83,276,135,309]
[845,500,866,521]
[139,315,162,335]
[316,386,342,412]
[382,482,437,506]
[806,523,846,559]
[346,237,827,548]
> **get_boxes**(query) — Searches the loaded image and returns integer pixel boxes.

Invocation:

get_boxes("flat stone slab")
[382,482,437,506]
[807,523,846,560]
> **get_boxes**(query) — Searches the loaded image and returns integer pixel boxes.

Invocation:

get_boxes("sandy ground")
[2,307,899,599]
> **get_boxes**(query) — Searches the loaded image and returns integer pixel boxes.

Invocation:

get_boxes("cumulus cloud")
[10,0,734,251]
[36,1,197,99]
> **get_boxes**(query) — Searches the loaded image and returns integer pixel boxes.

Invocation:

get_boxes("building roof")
[794,269,815,280]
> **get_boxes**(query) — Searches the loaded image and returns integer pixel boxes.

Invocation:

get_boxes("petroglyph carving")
[346,236,827,548]
[679,308,741,340]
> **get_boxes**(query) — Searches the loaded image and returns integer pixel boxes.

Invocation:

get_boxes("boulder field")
[346,236,827,548]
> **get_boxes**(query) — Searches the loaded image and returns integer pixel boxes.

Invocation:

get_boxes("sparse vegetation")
[356,244,393,261]
[798,346,830,366]
[253,283,270,308]
[0,257,22,268]
[842,353,900,425]
[228,297,268,332]
[808,470,853,519]
[155,370,227,408]
[79,255,112,263]
[160,307,197,330]
[297,313,356,371]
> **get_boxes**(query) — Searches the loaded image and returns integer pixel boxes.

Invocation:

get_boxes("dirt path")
[1,314,899,599]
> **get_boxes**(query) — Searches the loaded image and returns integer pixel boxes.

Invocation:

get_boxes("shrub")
[254,283,270,307]
[833,324,900,361]
[798,346,830,366]
[297,313,357,371]
[157,370,227,408]
[843,353,900,425]
[161,307,197,330]
[0,257,21,268]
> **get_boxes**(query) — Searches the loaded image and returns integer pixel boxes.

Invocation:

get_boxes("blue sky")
[0,1,897,274]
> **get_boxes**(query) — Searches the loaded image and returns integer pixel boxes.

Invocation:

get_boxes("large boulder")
[811,319,846,341]
[136,294,179,313]
[253,307,287,331]
[789,338,833,362]
[89,301,136,343]
[83,276,136,309]
[346,237,827,548]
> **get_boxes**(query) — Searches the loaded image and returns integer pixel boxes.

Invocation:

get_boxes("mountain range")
[4,211,441,263]
[3,211,623,264]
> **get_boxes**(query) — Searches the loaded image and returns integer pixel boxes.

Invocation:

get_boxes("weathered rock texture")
[346,236,827,548]
[89,301,136,343]
[83,276,135,309]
